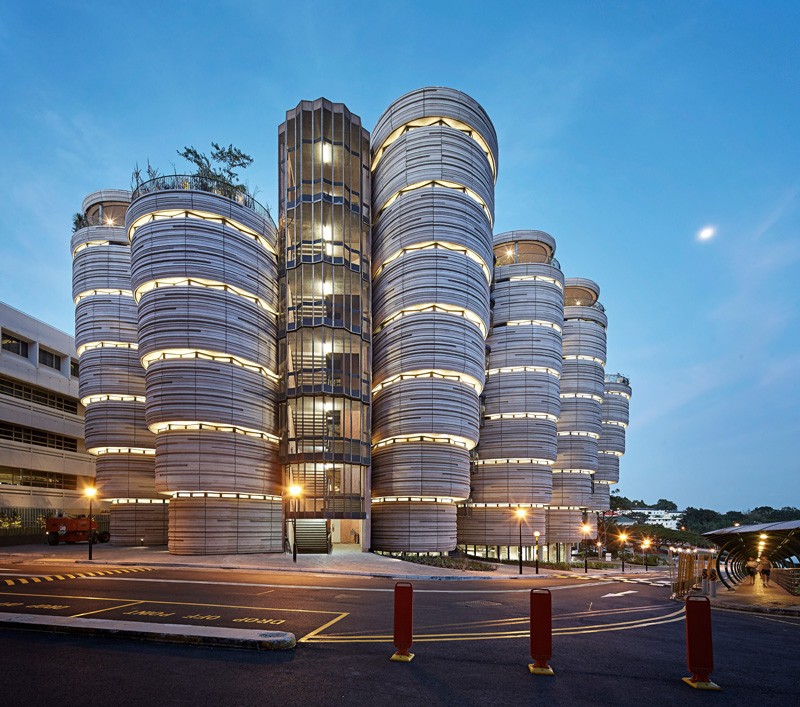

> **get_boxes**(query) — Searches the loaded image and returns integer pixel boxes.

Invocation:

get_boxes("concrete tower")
[72,190,167,544]
[127,176,283,554]
[597,373,632,507]
[548,278,606,543]
[369,87,498,551]
[278,100,372,551]
[458,230,563,557]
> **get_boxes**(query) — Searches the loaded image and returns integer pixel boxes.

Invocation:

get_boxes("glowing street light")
[619,532,628,573]
[533,530,540,575]
[581,523,591,574]
[85,487,97,560]
[515,508,526,575]
[288,484,303,563]
[642,538,652,572]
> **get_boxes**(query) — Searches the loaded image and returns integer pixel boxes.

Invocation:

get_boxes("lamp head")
[533,530,540,538]
[85,487,97,498]
[619,532,628,542]
[288,484,303,498]
[515,508,526,519]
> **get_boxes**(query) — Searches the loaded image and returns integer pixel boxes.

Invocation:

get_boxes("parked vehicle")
[44,516,110,545]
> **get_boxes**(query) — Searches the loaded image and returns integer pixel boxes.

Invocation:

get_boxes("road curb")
[0,613,296,650]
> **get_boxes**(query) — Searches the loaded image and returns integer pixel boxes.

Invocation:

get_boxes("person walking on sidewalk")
[746,556,758,585]
[758,555,773,587]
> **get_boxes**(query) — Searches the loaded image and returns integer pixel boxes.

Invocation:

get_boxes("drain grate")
[456,600,502,608]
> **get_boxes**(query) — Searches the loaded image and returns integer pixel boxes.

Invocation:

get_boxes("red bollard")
[390,581,414,662]
[682,595,721,690]
[529,589,554,675]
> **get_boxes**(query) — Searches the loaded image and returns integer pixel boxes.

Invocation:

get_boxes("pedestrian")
[759,555,773,587]
[745,556,758,585]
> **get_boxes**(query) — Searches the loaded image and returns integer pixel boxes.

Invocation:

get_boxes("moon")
[698,226,716,241]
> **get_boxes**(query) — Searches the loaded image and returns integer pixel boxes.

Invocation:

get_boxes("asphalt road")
[0,561,798,705]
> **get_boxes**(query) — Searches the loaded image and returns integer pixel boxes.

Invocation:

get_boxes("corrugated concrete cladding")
[548,278,607,541]
[127,186,283,554]
[71,190,167,545]
[370,87,498,552]
[597,373,632,489]
[459,230,564,545]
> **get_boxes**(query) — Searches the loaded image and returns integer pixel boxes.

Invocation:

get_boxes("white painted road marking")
[602,590,639,597]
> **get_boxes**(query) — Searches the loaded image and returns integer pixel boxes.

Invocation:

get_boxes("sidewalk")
[707,576,800,616]
[0,542,656,581]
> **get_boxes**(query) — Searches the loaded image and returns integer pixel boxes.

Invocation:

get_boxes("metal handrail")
[131,174,274,224]
[605,373,630,385]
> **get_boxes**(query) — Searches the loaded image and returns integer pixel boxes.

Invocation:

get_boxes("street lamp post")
[288,484,303,563]
[85,487,97,560]
[534,530,540,575]
[642,538,651,572]
[619,532,628,573]
[515,508,526,575]
[581,523,591,574]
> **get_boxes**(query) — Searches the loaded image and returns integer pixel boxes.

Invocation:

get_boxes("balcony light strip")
[376,180,493,226]
[88,446,155,456]
[166,491,281,502]
[72,240,111,257]
[603,420,628,429]
[127,208,276,256]
[140,348,279,382]
[556,431,601,439]
[463,502,547,509]
[109,498,169,504]
[372,369,483,396]
[598,450,624,457]
[508,275,564,290]
[605,390,632,400]
[485,366,560,379]
[373,433,477,451]
[374,241,492,284]
[551,469,594,475]
[371,115,496,180]
[77,341,139,357]
[502,319,562,334]
[473,458,553,466]
[371,496,465,504]
[74,288,133,304]
[148,420,280,445]
[374,303,487,338]
[484,412,558,422]
[134,277,277,316]
[81,394,146,407]
[560,393,604,403]
[562,355,606,365]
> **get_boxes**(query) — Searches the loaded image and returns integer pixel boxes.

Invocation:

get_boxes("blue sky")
[1,1,798,512]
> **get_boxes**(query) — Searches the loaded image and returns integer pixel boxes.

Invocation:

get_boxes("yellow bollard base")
[390,652,415,662]
[528,664,555,676]
[682,677,721,691]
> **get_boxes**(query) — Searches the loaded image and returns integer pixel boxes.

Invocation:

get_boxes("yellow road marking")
[18,579,29,585]
[298,613,350,643]
[71,601,144,618]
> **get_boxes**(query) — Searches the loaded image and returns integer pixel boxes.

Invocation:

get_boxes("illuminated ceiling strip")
[167,491,282,502]
[545,504,588,511]
[134,277,277,316]
[376,180,493,226]
[374,241,491,284]
[373,369,483,395]
[486,365,560,379]
[606,390,632,400]
[372,115,497,180]
[502,319,562,334]
[375,303,487,338]
[140,348,279,382]
[89,446,155,456]
[594,480,613,485]
[72,240,111,257]
[373,433,477,451]
[552,469,594,475]
[508,274,563,290]
[127,208,276,256]
[77,341,139,357]
[148,420,280,445]
[603,420,628,429]
[484,412,559,422]
[371,496,466,504]
[81,394,146,406]
[463,502,547,509]
[561,393,604,403]
[74,288,133,304]
[563,355,606,365]
[557,431,601,439]
[474,458,553,466]
[599,450,624,457]
[110,498,169,504]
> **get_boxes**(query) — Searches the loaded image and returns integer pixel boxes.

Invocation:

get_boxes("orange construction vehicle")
[45,516,110,546]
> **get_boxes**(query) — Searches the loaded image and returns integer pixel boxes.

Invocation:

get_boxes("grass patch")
[400,555,498,572]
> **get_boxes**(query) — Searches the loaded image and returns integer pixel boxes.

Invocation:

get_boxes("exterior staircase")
[294,519,331,554]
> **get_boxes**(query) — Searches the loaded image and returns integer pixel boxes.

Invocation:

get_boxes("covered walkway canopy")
[704,521,800,589]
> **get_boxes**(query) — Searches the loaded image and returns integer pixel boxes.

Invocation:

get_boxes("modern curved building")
[277,99,372,549]
[127,179,282,554]
[370,87,498,551]
[548,278,607,543]
[72,190,167,544]
[458,230,563,557]
[597,373,632,504]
